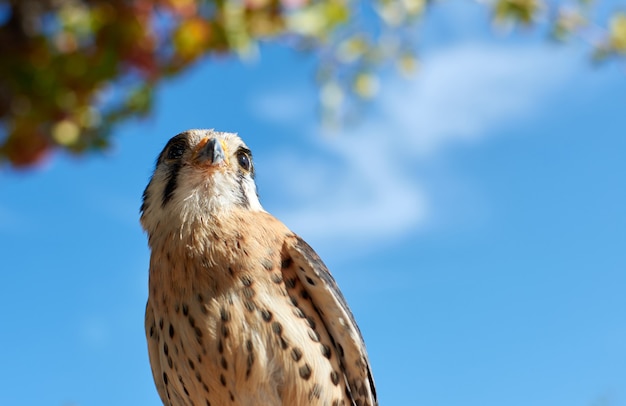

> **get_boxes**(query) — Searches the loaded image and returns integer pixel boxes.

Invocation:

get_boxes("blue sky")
[1,1,625,405]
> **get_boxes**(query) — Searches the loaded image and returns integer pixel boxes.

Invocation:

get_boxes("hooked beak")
[195,137,226,166]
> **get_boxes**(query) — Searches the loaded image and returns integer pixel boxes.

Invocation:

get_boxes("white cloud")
[254,43,577,253]
[266,131,428,249]
[386,44,574,155]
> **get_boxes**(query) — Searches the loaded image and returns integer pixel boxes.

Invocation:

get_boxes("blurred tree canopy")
[0,0,623,168]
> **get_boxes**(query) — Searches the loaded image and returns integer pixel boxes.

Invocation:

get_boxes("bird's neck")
[146,209,287,298]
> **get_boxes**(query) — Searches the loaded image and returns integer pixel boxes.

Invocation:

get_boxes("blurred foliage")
[0,0,623,168]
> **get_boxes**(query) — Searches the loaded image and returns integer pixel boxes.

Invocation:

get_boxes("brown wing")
[286,235,378,406]
[145,300,170,406]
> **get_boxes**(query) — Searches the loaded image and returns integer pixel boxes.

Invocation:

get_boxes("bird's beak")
[195,137,227,166]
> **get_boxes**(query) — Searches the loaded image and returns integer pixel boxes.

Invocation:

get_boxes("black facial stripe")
[237,172,250,209]
[140,185,151,214]
[156,133,189,207]
[162,161,182,207]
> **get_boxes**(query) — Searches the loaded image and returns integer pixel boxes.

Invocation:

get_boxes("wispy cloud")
[262,131,428,250]
[253,43,577,253]
[385,44,575,155]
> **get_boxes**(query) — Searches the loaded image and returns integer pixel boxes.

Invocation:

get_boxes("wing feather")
[286,236,377,406]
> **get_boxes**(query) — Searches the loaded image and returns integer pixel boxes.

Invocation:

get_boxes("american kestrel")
[141,129,377,406]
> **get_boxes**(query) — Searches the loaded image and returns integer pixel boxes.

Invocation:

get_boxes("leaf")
[609,12,626,53]
[174,18,212,60]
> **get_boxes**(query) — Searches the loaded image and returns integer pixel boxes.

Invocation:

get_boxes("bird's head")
[140,129,263,238]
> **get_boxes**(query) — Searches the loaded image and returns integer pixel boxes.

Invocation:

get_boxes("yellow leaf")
[286,2,349,37]
[610,13,626,52]
[174,18,212,59]
[402,0,426,17]
[52,120,80,146]
[354,73,379,98]
[397,54,418,76]
[337,37,367,63]
[494,0,543,25]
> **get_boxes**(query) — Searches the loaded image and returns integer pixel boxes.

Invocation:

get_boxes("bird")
[140,129,377,406]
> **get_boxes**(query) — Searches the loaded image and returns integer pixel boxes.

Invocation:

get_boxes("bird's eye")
[237,150,251,172]
[165,141,186,161]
